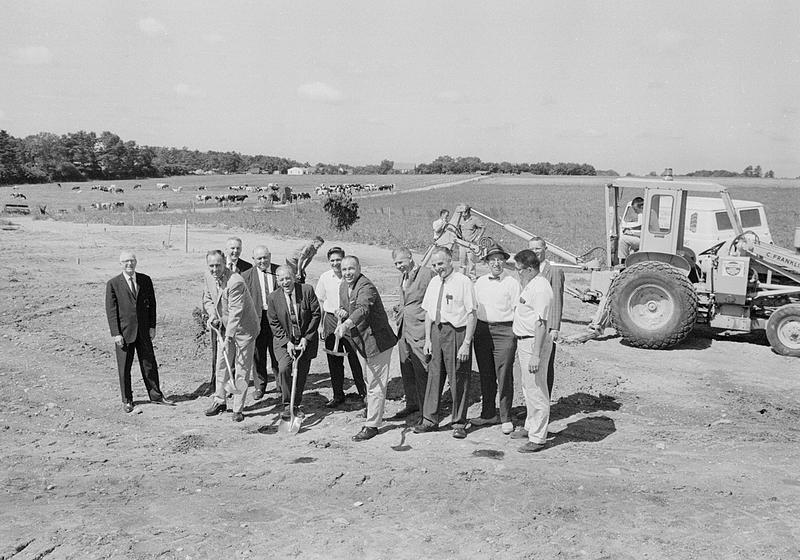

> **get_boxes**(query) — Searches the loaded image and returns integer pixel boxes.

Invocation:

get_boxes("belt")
[515,335,535,340]
[479,320,513,327]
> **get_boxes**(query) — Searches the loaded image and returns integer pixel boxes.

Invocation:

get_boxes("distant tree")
[378,159,394,174]
[765,169,775,178]
[753,165,762,178]
[742,165,754,177]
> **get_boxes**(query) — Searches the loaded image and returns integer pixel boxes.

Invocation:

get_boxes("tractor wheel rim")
[776,317,800,350]
[626,285,674,331]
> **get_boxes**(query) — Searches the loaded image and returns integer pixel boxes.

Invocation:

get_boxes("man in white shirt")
[472,244,520,435]
[315,247,366,408]
[617,197,644,263]
[511,249,554,453]
[414,247,477,439]
[432,209,452,247]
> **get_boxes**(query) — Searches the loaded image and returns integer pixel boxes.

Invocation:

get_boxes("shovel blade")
[278,416,302,435]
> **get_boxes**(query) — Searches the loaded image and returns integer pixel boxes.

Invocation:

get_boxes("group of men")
[105,229,564,452]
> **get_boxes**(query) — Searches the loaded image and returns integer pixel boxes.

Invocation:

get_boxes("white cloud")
[297,82,344,104]
[436,90,467,104]
[203,32,224,44]
[174,83,203,98]
[12,46,52,65]
[139,17,166,36]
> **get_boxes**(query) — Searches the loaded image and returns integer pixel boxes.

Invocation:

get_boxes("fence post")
[185,218,189,253]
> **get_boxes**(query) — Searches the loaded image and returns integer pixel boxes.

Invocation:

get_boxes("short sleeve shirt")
[421,271,476,328]
[460,214,484,242]
[474,272,520,322]
[512,275,554,337]
[314,269,342,313]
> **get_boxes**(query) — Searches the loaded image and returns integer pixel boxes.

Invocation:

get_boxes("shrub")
[322,192,360,231]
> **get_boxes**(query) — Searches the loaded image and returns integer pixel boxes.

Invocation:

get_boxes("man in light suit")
[529,237,564,397]
[105,251,172,413]
[335,256,398,442]
[267,265,321,418]
[204,250,260,422]
[391,247,433,420]
[242,245,279,400]
[226,237,252,274]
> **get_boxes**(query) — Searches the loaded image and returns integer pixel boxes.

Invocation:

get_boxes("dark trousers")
[421,323,471,428]
[114,333,163,403]
[323,313,366,398]
[253,311,278,392]
[209,331,217,388]
[547,341,556,396]
[397,335,427,410]
[474,321,517,423]
[275,345,312,407]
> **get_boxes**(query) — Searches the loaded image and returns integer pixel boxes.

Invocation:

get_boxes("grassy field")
[5,174,800,255]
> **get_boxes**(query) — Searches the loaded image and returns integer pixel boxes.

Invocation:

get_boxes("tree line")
[0,129,305,185]
[685,165,775,179]
[413,155,598,175]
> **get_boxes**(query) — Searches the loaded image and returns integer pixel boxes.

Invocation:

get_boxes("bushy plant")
[322,191,360,231]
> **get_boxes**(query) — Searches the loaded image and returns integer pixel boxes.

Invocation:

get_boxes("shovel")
[279,347,304,435]
[322,317,347,358]
[210,324,237,395]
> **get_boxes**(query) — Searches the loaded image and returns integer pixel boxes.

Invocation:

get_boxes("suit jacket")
[242,264,279,317]
[106,272,156,343]
[228,258,252,274]
[539,260,564,331]
[218,272,260,345]
[339,273,398,359]
[397,264,434,343]
[202,268,232,323]
[267,283,321,358]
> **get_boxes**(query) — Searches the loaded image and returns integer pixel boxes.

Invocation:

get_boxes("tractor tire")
[766,304,800,357]
[608,261,698,349]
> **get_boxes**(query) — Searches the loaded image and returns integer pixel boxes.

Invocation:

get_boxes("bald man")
[105,251,172,413]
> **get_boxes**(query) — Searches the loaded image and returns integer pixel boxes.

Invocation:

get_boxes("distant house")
[287,167,309,175]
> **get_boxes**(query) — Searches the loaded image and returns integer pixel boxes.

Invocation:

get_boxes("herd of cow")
[314,182,395,196]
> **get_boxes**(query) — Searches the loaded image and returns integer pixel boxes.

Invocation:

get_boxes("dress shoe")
[253,389,264,400]
[452,426,467,439]
[205,402,227,416]
[357,408,367,419]
[413,422,438,434]
[470,415,499,426]
[501,422,514,435]
[325,396,346,409]
[232,412,245,422]
[510,428,529,439]
[352,426,378,442]
[152,396,175,406]
[123,401,134,413]
[518,441,546,453]
[389,406,419,420]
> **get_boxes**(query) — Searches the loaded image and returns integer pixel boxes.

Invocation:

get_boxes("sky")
[1,0,798,176]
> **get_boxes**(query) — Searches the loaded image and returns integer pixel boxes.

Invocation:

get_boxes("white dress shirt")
[512,276,554,337]
[257,269,273,311]
[421,270,476,328]
[315,269,343,314]
[474,271,520,322]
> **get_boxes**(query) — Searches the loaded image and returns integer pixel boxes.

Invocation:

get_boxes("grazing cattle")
[112,201,125,210]
[110,186,124,194]
[10,193,27,199]
[71,186,81,191]
[157,183,169,190]
[379,184,395,191]
[172,186,183,193]
[215,193,248,204]
[159,200,168,209]
[198,186,207,191]
[257,193,278,203]
[195,194,212,203]
[133,184,142,190]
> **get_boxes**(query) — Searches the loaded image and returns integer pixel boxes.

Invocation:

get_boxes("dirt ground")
[1,216,798,560]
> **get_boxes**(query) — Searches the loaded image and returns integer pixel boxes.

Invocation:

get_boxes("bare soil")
[1,217,798,560]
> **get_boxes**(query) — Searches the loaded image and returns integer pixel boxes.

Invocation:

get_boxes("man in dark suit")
[226,237,252,274]
[242,245,279,399]
[335,256,398,441]
[391,247,433,420]
[267,265,321,418]
[105,251,172,413]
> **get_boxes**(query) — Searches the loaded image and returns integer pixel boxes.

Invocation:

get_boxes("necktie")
[434,279,445,325]
[229,261,237,273]
[288,291,301,342]
[401,272,409,292]
[262,272,269,310]
[128,275,137,298]
[488,276,501,281]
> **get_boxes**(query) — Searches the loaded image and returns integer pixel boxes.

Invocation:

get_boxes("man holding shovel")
[267,266,321,423]
[204,250,259,422]
[335,256,398,442]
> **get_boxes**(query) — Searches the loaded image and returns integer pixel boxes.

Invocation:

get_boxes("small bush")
[322,192,360,231]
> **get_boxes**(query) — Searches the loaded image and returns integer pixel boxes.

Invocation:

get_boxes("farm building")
[287,167,310,175]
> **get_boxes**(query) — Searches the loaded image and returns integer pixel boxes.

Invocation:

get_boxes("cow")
[198,186,207,191]
[71,186,81,191]
[133,184,142,190]
[157,183,169,190]
[195,194,212,203]
[172,186,183,193]
[112,201,125,210]
[110,186,124,194]
[159,200,168,209]
[10,193,27,199]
